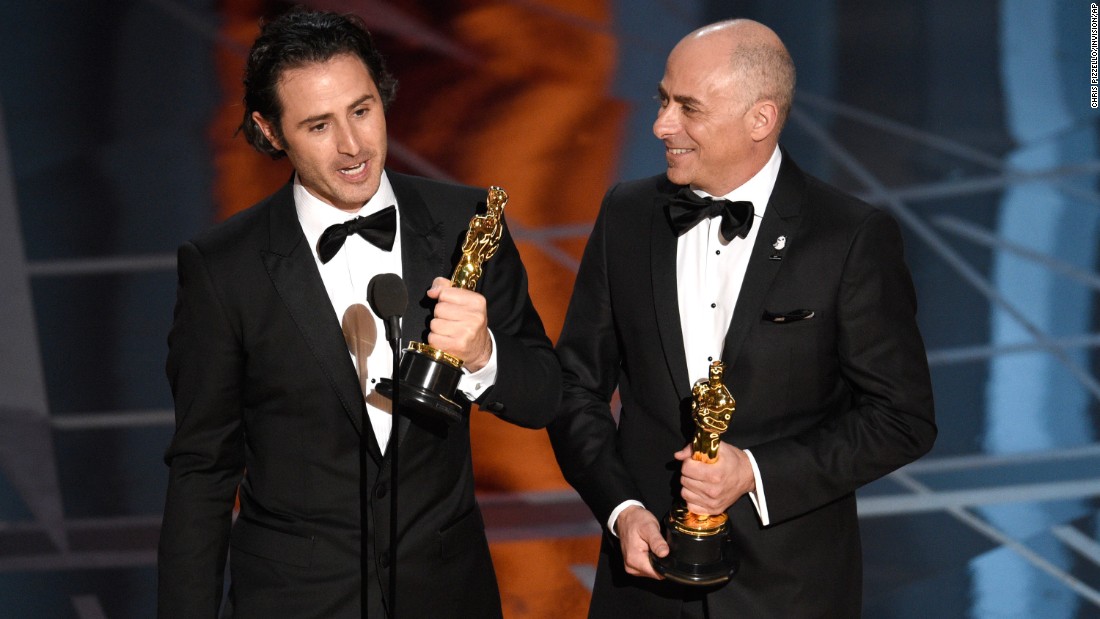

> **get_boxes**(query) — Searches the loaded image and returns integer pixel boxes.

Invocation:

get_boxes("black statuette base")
[650,524,738,586]
[376,349,464,425]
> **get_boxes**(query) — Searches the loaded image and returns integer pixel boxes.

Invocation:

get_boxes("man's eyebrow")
[656,85,703,108]
[347,93,375,110]
[674,93,703,108]
[297,112,334,128]
[295,94,377,128]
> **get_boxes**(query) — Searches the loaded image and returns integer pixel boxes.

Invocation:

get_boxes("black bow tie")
[666,188,754,242]
[317,205,397,263]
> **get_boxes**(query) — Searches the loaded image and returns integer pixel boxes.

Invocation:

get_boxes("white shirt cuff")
[607,500,646,537]
[458,330,497,400]
[744,449,770,526]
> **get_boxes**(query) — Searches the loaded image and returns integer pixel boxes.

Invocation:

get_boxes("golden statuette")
[690,361,736,463]
[409,185,508,370]
[378,186,510,426]
[450,186,506,290]
[673,360,735,535]
[652,359,739,584]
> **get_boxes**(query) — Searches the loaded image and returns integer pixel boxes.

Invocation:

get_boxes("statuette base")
[377,346,464,425]
[650,517,738,586]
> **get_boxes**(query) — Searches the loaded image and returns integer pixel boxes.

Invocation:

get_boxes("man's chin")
[665,169,692,187]
[337,185,381,210]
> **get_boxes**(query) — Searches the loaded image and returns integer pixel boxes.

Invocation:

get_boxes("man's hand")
[675,441,755,516]
[425,277,492,371]
[615,505,668,580]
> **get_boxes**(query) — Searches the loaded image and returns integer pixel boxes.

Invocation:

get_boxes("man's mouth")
[338,162,367,176]
[667,148,693,155]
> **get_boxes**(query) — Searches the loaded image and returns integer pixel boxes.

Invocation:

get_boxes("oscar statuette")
[651,360,739,585]
[376,186,507,425]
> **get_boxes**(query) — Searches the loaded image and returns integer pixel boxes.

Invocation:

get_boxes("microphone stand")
[367,272,407,619]
[386,320,401,619]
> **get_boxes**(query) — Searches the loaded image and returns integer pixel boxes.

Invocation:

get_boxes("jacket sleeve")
[473,216,562,429]
[158,241,245,618]
[547,185,645,527]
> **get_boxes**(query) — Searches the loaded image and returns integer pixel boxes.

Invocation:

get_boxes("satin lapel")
[651,191,692,403]
[388,172,450,447]
[721,156,806,371]
[259,183,383,464]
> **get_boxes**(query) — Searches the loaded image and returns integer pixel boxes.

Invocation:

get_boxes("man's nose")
[653,105,680,139]
[336,122,360,156]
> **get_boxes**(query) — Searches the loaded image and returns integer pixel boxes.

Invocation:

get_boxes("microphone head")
[367,273,408,320]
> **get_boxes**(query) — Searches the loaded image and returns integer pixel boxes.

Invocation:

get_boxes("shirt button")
[716,250,721,255]
[707,356,713,361]
[710,303,717,308]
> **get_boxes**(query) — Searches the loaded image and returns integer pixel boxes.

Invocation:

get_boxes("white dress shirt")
[294,171,498,453]
[609,146,783,535]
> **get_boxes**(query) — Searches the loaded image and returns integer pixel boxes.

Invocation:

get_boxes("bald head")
[653,19,796,193]
[674,19,796,128]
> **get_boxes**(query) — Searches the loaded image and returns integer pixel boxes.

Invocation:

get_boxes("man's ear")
[748,100,779,142]
[251,112,283,151]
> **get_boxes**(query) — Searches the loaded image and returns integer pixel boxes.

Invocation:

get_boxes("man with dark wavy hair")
[157,9,560,618]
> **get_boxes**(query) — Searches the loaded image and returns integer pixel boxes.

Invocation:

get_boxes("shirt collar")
[692,145,782,218]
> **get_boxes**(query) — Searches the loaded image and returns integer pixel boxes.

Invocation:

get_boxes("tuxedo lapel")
[721,155,806,371]
[390,172,449,339]
[259,182,383,463]
[388,172,450,448]
[650,190,692,403]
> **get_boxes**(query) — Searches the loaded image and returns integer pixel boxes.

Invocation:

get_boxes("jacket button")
[379,552,390,569]
[375,484,388,499]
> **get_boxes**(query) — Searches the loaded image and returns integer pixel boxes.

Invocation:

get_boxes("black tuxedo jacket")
[549,154,936,617]
[158,171,560,619]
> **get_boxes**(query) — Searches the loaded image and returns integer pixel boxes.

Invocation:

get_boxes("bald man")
[549,20,935,617]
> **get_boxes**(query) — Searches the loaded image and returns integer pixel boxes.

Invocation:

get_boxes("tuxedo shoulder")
[802,174,897,230]
[594,174,676,224]
[186,184,290,255]
[606,174,675,201]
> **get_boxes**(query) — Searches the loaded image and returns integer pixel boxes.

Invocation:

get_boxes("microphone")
[367,273,407,348]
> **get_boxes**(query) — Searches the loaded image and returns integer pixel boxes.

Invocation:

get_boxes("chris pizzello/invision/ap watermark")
[1091,3,1098,108]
